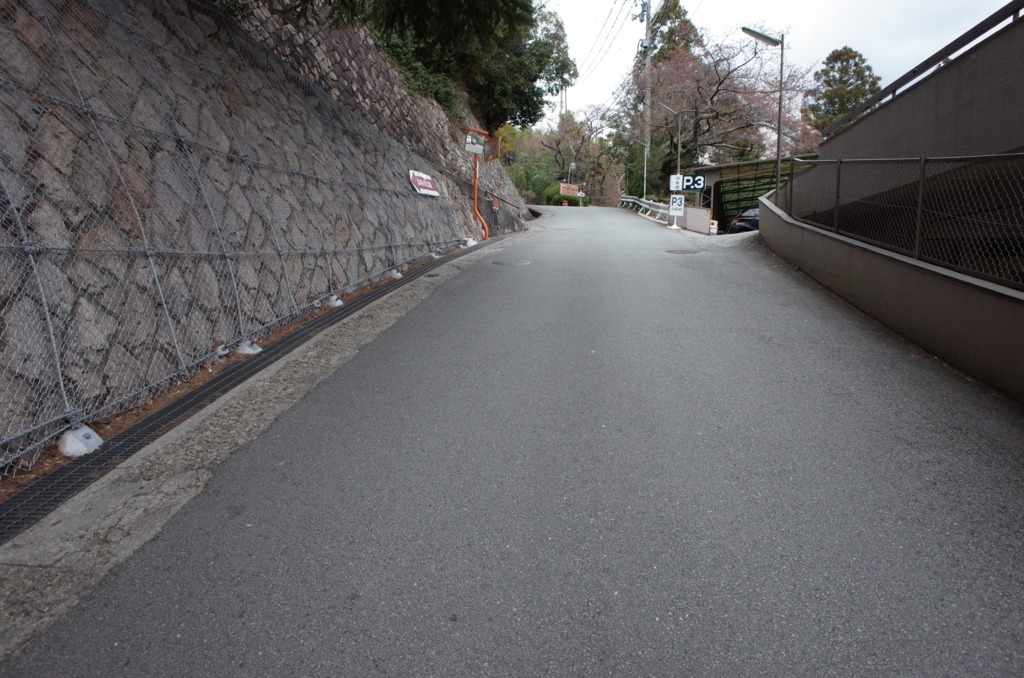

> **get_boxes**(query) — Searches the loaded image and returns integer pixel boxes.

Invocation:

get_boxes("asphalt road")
[6,206,1024,677]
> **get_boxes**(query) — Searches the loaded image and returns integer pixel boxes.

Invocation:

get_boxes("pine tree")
[804,47,881,133]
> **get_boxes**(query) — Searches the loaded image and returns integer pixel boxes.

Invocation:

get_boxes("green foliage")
[466,10,577,130]
[495,124,522,157]
[805,46,881,132]
[213,0,253,19]
[374,31,460,118]
[625,151,647,198]
[260,0,575,131]
[469,48,547,130]
[532,11,578,96]
[648,0,698,64]
[498,127,562,203]
[272,0,533,57]
[550,193,581,206]
[525,170,552,201]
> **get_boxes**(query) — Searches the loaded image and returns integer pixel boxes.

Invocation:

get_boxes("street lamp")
[631,139,648,200]
[742,26,785,200]
[658,103,682,176]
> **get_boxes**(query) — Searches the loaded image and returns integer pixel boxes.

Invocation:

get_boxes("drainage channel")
[0,239,498,546]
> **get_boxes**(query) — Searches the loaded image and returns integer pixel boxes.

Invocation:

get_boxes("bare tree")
[541,108,606,176]
[615,29,818,182]
[539,107,618,201]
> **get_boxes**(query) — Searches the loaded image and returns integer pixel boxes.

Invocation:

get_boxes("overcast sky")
[542,0,1012,122]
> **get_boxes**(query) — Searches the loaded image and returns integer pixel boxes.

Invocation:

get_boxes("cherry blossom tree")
[611,26,818,194]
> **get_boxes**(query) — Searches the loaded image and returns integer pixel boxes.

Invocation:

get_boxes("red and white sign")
[409,171,440,196]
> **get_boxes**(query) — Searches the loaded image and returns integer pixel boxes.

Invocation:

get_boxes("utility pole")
[643,1,652,199]
[633,0,652,199]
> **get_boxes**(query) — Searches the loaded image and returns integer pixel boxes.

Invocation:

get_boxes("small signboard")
[409,171,440,196]
[577,192,585,198]
[560,182,579,196]
[670,174,707,191]
[669,195,686,216]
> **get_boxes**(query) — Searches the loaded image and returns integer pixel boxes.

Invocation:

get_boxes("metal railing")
[0,0,477,473]
[780,153,1024,291]
[619,195,669,222]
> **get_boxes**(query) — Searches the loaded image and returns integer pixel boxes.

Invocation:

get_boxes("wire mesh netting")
[786,155,1024,289]
[0,0,482,473]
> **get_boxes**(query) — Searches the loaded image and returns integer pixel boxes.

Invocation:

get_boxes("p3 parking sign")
[669,174,706,192]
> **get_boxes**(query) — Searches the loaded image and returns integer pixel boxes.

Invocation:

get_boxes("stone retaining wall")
[0,0,526,470]
[240,1,527,220]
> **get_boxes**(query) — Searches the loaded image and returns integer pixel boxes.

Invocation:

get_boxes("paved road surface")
[5,206,1024,676]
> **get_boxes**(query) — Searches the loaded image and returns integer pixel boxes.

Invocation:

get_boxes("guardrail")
[619,195,669,222]
[781,153,1024,291]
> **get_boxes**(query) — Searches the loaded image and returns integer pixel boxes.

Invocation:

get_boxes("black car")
[726,208,759,233]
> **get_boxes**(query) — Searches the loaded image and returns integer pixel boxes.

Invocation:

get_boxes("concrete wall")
[819,19,1024,160]
[759,198,1024,403]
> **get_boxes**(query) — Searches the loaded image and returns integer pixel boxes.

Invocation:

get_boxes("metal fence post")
[787,160,795,214]
[913,156,926,259]
[833,159,842,233]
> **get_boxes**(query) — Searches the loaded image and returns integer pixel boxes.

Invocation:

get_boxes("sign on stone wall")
[409,171,440,196]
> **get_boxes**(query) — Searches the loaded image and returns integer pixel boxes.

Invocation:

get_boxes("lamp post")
[742,26,785,200]
[658,103,683,176]
[631,139,648,200]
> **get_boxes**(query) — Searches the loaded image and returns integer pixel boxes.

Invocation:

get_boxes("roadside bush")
[550,193,581,206]
[544,182,562,204]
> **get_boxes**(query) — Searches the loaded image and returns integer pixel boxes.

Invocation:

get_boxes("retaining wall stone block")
[0,0,528,465]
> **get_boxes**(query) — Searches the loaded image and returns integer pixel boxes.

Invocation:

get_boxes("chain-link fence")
[781,153,1024,291]
[0,0,489,473]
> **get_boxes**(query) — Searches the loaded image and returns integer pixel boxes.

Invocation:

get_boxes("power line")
[573,0,628,76]
[577,1,636,80]
[575,0,638,82]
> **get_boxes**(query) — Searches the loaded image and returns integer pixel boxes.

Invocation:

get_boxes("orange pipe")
[472,154,490,241]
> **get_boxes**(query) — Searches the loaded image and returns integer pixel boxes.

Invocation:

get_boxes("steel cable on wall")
[0,0,479,473]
